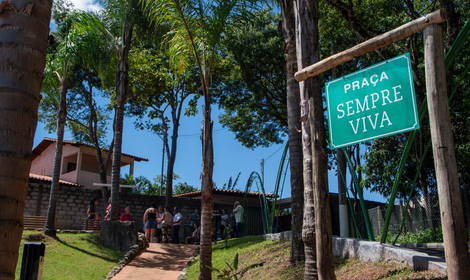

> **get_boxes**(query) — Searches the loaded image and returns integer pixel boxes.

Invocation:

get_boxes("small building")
[30,137,148,189]
[175,188,276,236]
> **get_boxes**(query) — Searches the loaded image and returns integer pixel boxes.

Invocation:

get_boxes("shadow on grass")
[375,268,448,280]
[52,234,124,263]
[213,236,265,251]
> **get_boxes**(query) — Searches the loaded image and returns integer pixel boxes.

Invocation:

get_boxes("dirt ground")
[237,241,447,280]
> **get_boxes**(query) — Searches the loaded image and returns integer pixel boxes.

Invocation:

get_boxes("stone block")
[101,221,138,251]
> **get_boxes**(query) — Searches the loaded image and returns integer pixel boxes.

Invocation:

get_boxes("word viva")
[327,53,419,149]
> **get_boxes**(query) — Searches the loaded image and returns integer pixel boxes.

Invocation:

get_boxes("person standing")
[233,201,244,237]
[172,207,182,244]
[158,206,173,243]
[104,197,120,220]
[87,198,100,220]
[221,209,229,237]
[143,203,158,243]
[155,206,164,243]
[86,198,101,230]
[120,207,132,221]
[190,209,200,228]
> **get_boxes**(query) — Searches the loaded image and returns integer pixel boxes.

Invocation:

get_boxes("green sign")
[326,53,419,149]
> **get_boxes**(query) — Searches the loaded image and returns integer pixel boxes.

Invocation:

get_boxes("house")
[30,137,148,189]
[175,188,276,236]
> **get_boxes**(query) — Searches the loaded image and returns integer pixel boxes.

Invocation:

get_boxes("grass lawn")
[15,231,127,280]
[185,236,447,280]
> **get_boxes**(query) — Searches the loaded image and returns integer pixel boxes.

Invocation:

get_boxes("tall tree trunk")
[85,78,112,205]
[199,73,213,280]
[44,77,68,236]
[165,97,185,205]
[111,25,132,221]
[300,0,336,277]
[294,0,318,278]
[165,116,179,206]
[280,0,305,266]
[0,0,52,278]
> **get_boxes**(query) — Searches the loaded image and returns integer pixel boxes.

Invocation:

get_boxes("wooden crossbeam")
[294,10,446,82]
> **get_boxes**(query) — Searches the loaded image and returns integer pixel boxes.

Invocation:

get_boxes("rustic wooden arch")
[295,9,470,279]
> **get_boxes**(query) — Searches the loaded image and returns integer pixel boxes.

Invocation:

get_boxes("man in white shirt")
[172,207,183,244]
[233,201,244,237]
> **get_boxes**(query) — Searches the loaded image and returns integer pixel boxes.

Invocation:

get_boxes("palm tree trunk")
[306,16,336,280]
[294,0,318,278]
[200,74,214,280]
[0,0,52,277]
[280,0,305,266]
[44,78,68,236]
[110,25,132,221]
[85,78,111,204]
[111,106,123,221]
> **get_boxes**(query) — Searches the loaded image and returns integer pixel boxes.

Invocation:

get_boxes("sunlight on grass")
[185,236,447,280]
[186,236,266,279]
[15,230,126,280]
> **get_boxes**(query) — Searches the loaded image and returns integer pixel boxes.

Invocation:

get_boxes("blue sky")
[33,98,387,203]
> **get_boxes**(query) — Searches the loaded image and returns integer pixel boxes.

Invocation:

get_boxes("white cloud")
[70,0,103,12]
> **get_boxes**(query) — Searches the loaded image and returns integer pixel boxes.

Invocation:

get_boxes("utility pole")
[261,159,264,186]
[160,142,165,196]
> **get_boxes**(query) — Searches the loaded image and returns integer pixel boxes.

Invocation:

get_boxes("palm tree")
[43,15,74,236]
[76,0,149,221]
[0,0,53,277]
[294,0,335,278]
[144,0,253,278]
[103,0,151,221]
[293,1,316,278]
[69,10,117,207]
[279,0,305,266]
[42,9,117,234]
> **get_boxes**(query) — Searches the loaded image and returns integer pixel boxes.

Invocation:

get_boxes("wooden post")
[424,24,470,280]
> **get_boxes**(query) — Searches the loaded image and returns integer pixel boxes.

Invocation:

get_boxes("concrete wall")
[25,183,201,240]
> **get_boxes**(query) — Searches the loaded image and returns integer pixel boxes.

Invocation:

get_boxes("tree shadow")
[375,268,448,280]
[52,235,124,263]
[212,236,265,251]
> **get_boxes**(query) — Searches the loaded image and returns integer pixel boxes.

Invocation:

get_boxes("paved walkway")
[112,243,197,280]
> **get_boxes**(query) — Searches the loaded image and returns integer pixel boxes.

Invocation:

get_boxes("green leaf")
[206,265,220,273]
[232,253,238,271]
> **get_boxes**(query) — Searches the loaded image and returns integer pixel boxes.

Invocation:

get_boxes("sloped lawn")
[15,230,126,280]
[185,236,447,279]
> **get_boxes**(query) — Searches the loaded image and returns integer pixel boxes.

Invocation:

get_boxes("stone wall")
[25,182,201,241]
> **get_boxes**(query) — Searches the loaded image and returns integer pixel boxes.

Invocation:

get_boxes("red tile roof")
[29,173,83,187]
[174,188,275,198]
[32,137,149,162]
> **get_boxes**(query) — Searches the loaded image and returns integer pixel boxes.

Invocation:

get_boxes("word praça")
[336,85,403,135]
[343,71,389,94]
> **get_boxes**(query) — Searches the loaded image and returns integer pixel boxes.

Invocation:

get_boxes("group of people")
[143,203,182,244]
[87,198,133,222]
[87,198,245,244]
[144,201,244,245]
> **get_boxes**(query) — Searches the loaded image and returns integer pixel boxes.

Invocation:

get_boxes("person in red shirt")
[120,207,132,221]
